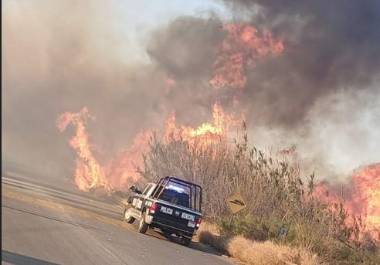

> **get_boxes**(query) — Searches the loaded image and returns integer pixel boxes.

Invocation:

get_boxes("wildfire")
[190,123,222,137]
[350,163,380,235]
[314,163,380,240]
[57,23,279,193]
[57,104,240,192]
[57,107,152,192]
[210,23,284,89]
[105,130,152,190]
[56,107,111,192]
[164,103,240,144]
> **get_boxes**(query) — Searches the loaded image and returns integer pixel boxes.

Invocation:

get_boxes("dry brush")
[139,127,379,264]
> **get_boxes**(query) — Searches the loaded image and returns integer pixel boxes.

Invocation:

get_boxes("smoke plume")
[3,0,380,189]
[220,0,380,125]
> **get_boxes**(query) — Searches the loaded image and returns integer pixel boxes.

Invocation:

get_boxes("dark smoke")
[3,0,380,188]
[148,16,223,81]
[145,0,380,177]
[146,16,231,125]
[221,0,380,126]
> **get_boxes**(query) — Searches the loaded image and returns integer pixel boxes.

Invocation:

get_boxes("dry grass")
[199,223,321,265]
[141,128,380,264]
[227,236,320,265]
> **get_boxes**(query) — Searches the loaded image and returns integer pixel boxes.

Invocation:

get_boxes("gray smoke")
[218,0,380,178]
[146,0,380,178]
[3,1,172,187]
[220,0,380,126]
[3,0,379,188]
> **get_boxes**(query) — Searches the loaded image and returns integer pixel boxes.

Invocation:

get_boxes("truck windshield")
[152,178,202,212]
[159,184,190,208]
[152,177,202,212]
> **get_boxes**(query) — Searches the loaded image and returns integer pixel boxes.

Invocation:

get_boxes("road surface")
[2,173,234,265]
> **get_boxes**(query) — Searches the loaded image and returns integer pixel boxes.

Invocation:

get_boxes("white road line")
[2,176,123,214]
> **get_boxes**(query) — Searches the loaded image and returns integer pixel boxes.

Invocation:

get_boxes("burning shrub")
[141,125,380,264]
[142,124,313,221]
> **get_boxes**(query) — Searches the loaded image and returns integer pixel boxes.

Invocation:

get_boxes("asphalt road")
[2,173,234,265]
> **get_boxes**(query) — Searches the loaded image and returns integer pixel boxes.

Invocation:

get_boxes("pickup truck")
[122,176,203,246]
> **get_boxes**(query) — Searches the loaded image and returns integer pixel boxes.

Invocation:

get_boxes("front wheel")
[138,213,149,234]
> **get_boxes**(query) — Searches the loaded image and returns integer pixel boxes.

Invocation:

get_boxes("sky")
[4,0,230,63]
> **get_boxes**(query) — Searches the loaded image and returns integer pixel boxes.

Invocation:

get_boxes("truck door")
[132,183,153,211]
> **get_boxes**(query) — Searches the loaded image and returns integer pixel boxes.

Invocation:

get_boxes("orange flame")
[58,104,240,192]
[57,107,151,192]
[105,130,152,190]
[349,164,380,237]
[56,107,111,192]
[210,23,284,89]
[164,103,240,145]
[314,163,380,240]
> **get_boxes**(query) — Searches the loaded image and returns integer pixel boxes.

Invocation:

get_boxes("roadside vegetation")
[139,125,379,265]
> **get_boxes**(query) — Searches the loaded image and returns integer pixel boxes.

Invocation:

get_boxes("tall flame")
[350,163,380,236]
[57,107,111,192]
[210,23,284,89]
[314,163,380,240]
[164,103,240,145]
[105,130,152,190]
[57,22,280,192]
[57,104,240,192]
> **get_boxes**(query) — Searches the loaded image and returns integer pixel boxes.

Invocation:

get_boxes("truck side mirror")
[130,185,142,194]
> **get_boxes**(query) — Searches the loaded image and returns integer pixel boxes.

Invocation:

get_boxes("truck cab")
[122,176,203,246]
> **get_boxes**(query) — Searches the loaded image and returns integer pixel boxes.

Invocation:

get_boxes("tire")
[138,213,149,234]
[123,208,136,224]
[126,216,135,224]
[181,237,192,247]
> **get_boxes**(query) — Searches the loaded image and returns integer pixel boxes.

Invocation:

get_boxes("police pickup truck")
[122,176,203,246]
